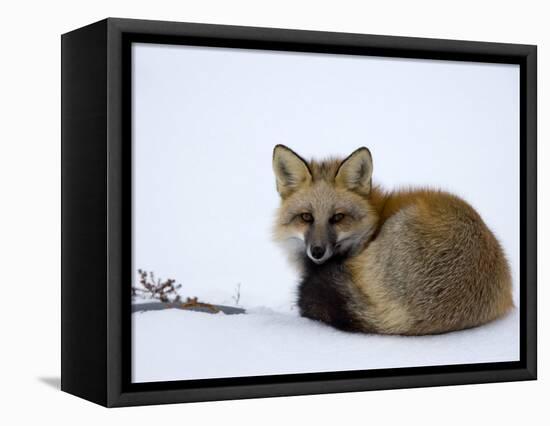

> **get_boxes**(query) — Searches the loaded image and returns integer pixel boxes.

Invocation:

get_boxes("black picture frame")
[61,17,537,407]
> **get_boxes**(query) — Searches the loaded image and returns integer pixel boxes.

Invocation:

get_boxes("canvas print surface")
[131,43,520,383]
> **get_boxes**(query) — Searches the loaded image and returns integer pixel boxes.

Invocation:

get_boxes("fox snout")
[306,243,333,264]
[305,225,335,264]
[310,245,325,259]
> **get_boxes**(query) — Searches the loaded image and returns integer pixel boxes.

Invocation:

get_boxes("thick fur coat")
[272,145,513,335]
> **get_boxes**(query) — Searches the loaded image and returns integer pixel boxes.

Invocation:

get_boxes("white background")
[0,1,547,425]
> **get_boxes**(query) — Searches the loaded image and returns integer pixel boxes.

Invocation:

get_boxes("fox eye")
[330,213,345,224]
[300,213,314,223]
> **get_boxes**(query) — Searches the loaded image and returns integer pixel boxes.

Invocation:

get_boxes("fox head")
[272,144,380,265]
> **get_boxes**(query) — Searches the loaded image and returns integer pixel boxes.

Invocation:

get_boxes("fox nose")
[311,246,326,260]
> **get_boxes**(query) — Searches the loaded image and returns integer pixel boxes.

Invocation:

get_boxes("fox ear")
[273,145,312,198]
[335,147,373,195]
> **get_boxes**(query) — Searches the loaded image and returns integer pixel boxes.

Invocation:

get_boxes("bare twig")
[232,282,241,306]
[132,269,182,303]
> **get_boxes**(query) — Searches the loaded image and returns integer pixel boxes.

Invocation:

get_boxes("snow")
[132,306,519,383]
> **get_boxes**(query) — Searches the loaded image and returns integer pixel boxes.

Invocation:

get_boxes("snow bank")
[132,307,519,383]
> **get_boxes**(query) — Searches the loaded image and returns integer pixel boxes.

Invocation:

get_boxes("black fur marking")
[297,255,364,332]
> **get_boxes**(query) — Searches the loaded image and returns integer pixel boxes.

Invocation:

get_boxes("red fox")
[272,144,513,335]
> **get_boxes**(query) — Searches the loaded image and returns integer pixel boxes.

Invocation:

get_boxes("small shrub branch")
[132,269,182,303]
